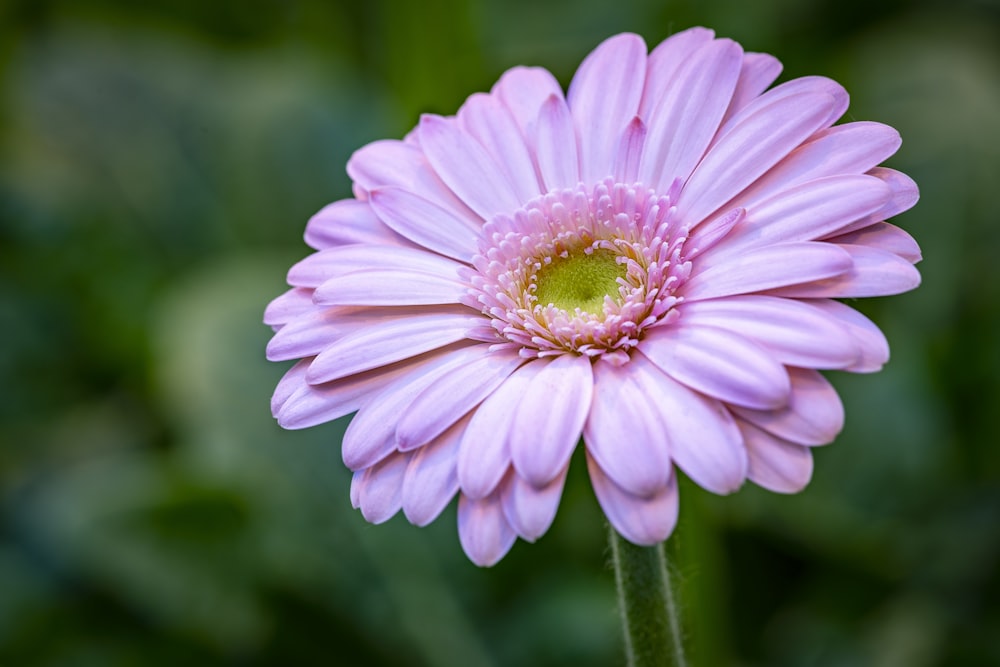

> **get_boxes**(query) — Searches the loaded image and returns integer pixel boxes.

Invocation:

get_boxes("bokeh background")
[2,0,998,665]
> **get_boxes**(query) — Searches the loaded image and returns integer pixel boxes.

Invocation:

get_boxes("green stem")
[609,526,687,667]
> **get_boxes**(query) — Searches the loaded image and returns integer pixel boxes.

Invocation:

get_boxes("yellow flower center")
[532,248,627,314]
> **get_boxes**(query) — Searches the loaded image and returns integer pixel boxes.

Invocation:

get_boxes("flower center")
[533,248,627,314]
[461,179,692,362]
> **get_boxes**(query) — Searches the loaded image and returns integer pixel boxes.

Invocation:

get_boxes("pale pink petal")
[501,469,567,542]
[459,92,542,202]
[458,493,517,567]
[611,117,646,185]
[641,324,790,409]
[289,243,461,289]
[638,38,744,193]
[721,51,783,123]
[583,356,672,497]
[676,296,861,370]
[740,420,814,494]
[587,452,679,545]
[304,199,408,250]
[341,344,488,470]
[681,242,853,301]
[369,187,481,262]
[313,269,465,307]
[568,33,648,183]
[707,175,891,259]
[265,307,359,361]
[263,287,314,328]
[868,167,920,220]
[635,355,748,495]
[306,309,484,384]
[806,299,890,373]
[534,94,581,191]
[677,91,838,227]
[638,27,716,118]
[824,222,922,264]
[732,368,843,446]
[725,122,903,211]
[492,66,563,137]
[356,452,410,523]
[418,114,522,219]
[768,244,921,298]
[271,359,310,417]
[458,361,544,499]
[402,416,467,526]
[685,207,745,259]
[511,354,593,486]
[396,348,526,450]
[716,76,848,142]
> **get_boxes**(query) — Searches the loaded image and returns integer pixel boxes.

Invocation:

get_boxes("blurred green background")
[1,0,998,665]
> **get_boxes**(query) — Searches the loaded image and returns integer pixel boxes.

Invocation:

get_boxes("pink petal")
[511,354,593,486]
[868,167,920,220]
[369,187,481,262]
[402,416,466,526]
[341,344,488,470]
[458,492,518,567]
[264,287,315,328]
[304,199,408,250]
[638,27,716,118]
[306,309,484,384]
[612,117,646,185]
[266,306,361,361]
[641,323,790,410]
[681,242,853,301]
[568,33,648,183]
[676,295,862,370]
[458,360,544,499]
[492,66,563,138]
[685,207,745,259]
[740,420,814,494]
[396,348,526,451]
[638,38,744,193]
[583,355,672,497]
[356,452,410,524]
[732,368,843,446]
[534,94,581,191]
[767,244,921,298]
[707,175,891,259]
[418,114,521,220]
[721,51,783,124]
[271,359,310,417]
[501,469,567,542]
[677,91,839,227]
[806,299,889,373]
[717,76,848,142]
[313,269,465,307]
[458,92,542,203]
[586,452,679,545]
[824,222,922,264]
[635,355,748,495]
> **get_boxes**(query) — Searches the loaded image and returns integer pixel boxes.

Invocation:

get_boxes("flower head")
[265,28,921,566]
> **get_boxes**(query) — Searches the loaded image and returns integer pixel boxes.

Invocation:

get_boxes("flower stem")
[609,526,687,667]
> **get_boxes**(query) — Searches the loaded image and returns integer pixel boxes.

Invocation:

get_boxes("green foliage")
[1,1,999,665]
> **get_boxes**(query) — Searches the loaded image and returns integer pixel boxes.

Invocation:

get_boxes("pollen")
[533,249,627,314]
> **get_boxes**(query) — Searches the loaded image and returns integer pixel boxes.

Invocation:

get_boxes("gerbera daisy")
[265,27,920,567]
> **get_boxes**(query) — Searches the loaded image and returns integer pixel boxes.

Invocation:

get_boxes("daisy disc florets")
[265,27,921,566]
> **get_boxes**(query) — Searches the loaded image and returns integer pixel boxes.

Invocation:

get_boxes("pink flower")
[265,28,921,567]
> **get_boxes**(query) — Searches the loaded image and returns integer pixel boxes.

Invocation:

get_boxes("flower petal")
[313,269,465,307]
[638,38,744,193]
[612,116,646,185]
[806,299,889,373]
[721,51,783,124]
[717,76,848,142]
[635,355,748,495]
[682,242,853,301]
[402,416,466,526]
[369,186,481,262]
[418,114,522,219]
[676,295,861,370]
[458,492,517,567]
[568,33,648,183]
[824,222,922,264]
[264,287,315,328]
[768,244,921,298]
[534,94,580,191]
[492,66,563,138]
[459,92,542,203]
[638,27,716,118]
[501,469,567,542]
[356,452,410,524]
[511,354,593,486]
[586,452,679,545]
[396,348,525,450]
[732,368,843,446]
[741,420,814,494]
[304,199,408,250]
[583,356,672,496]
[641,324,790,409]
[306,309,484,384]
[458,361,544,499]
